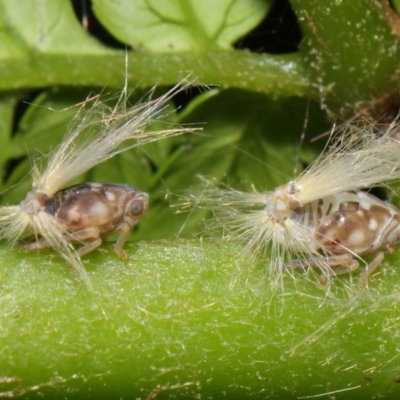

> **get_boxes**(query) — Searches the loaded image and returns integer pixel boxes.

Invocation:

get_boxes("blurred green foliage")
[1,0,400,398]
[1,0,399,241]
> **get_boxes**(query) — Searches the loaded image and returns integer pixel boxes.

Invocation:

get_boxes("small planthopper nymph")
[0,80,199,288]
[22,183,149,261]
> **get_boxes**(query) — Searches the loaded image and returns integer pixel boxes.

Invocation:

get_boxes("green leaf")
[0,90,94,203]
[93,0,271,51]
[130,89,329,240]
[291,0,400,115]
[0,0,107,53]
[0,13,25,59]
[10,91,88,158]
[0,0,308,94]
[0,94,18,171]
[392,0,400,14]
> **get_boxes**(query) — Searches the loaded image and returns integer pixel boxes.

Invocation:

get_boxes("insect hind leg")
[22,227,102,256]
[22,224,135,262]
[283,253,359,281]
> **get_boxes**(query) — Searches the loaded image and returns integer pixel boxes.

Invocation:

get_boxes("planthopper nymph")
[0,81,198,288]
[195,120,400,287]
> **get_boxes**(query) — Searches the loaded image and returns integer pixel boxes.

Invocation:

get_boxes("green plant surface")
[1,241,400,399]
[291,0,400,113]
[0,0,308,94]
[93,0,270,51]
[1,0,400,398]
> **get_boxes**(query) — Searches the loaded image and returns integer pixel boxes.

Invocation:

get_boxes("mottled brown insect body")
[25,183,149,260]
[314,192,400,257]
[281,189,400,285]
[50,183,148,232]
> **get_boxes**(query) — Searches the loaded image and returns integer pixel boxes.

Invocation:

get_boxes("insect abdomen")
[311,191,400,255]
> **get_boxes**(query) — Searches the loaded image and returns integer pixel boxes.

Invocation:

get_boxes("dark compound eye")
[130,199,144,216]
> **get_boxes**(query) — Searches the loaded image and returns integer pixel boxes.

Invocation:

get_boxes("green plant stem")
[0,51,309,97]
[0,240,399,399]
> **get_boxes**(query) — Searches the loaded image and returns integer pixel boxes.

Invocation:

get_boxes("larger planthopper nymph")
[193,120,400,287]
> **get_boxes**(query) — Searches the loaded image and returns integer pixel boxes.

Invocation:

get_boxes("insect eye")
[388,229,400,246]
[130,199,144,216]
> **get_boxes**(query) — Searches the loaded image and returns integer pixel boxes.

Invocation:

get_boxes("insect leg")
[61,227,103,256]
[284,254,358,280]
[23,238,56,251]
[360,251,385,288]
[113,222,131,261]
[74,238,103,257]
[22,227,102,255]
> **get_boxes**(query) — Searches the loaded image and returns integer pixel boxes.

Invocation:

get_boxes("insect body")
[266,183,400,285]
[0,81,198,288]
[22,183,149,260]
[202,121,400,286]
[312,192,400,259]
